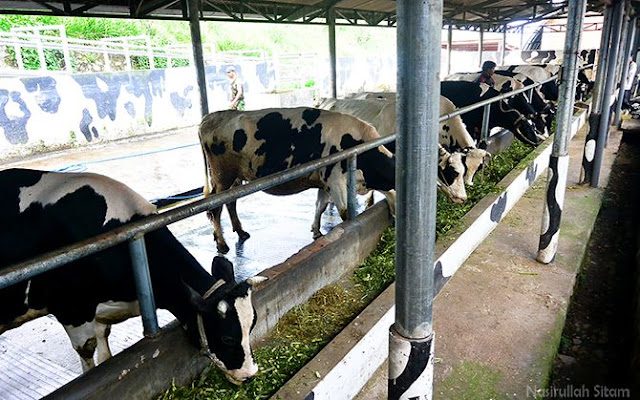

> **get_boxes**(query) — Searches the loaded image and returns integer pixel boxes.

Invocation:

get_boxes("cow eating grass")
[0,168,264,385]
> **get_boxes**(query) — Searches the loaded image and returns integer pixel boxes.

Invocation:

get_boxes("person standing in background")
[227,66,245,110]
[475,60,497,87]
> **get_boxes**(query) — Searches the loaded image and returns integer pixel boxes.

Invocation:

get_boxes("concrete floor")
[1,126,367,398]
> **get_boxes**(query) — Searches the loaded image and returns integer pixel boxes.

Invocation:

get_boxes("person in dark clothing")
[475,60,497,87]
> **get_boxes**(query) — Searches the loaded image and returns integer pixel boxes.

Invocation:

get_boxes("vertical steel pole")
[346,155,358,220]
[479,25,484,68]
[447,25,453,76]
[592,0,625,187]
[187,0,208,117]
[129,235,160,336]
[520,25,525,51]
[328,7,338,98]
[390,0,441,398]
[615,17,636,127]
[501,26,507,65]
[480,104,491,142]
[580,5,613,184]
[537,0,588,264]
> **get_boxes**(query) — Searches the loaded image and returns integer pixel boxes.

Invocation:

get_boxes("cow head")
[460,147,491,186]
[495,101,540,146]
[185,256,267,385]
[437,146,467,203]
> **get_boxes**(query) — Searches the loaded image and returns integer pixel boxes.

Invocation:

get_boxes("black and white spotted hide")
[388,326,434,400]
[579,113,600,184]
[538,155,569,263]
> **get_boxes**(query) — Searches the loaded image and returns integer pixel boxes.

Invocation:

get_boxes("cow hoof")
[238,231,250,241]
[312,231,322,239]
[217,243,230,254]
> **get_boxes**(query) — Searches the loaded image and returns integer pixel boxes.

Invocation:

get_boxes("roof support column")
[591,0,625,187]
[537,0,587,264]
[187,0,208,117]
[615,16,636,127]
[328,7,337,98]
[501,26,507,65]
[579,5,613,185]
[389,0,441,398]
[447,24,453,76]
[479,25,484,68]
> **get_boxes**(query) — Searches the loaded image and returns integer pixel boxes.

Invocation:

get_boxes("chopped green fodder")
[160,140,534,400]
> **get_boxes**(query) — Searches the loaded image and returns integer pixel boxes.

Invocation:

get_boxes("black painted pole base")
[388,325,434,400]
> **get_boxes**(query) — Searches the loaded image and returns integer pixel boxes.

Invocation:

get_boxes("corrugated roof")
[0,1,614,29]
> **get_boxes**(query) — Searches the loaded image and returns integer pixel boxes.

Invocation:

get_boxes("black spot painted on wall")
[209,141,226,155]
[92,126,99,138]
[170,85,193,117]
[434,261,449,294]
[21,76,61,113]
[302,108,321,125]
[526,162,538,185]
[303,391,315,400]
[256,61,276,90]
[539,155,562,251]
[0,90,31,145]
[124,102,135,118]
[254,111,325,177]
[79,108,95,142]
[490,193,508,222]
[124,70,166,125]
[73,74,125,121]
[233,129,247,152]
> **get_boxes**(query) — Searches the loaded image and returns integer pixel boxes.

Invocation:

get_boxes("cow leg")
[94,322,112,364]
[63,322,97,372]
[312,189,331,239]
[207,206,229,254]
[226,201,250,241]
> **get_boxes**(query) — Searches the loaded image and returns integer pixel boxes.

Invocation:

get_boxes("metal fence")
[0,73,562,336]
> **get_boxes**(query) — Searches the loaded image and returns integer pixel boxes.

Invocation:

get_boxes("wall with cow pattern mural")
[0,60,277,160]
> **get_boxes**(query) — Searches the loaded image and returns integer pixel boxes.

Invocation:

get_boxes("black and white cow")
[444,72,549,139]
[317,96,490,186]
[440,81,542,146]
[497,65,559,102]
[0,168,264,385]
[199,107,401,251]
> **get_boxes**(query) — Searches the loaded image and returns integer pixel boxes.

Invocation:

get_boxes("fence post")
[615,17,636,127]
[478,25,484,68]
[390,0,441,398]
[346,155,358,220]
[128,234,160,336]
[60,28,72,73]
[187,0,209,117]
[537,0,587,264]
[35,30,46,71]
[480,104,491,143]
[147,37,155,69]
[591,0,625,187]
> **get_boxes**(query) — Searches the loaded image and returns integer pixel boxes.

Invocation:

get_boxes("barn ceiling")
[0,1,618,30]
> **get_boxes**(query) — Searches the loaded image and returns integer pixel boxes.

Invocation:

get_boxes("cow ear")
[184,282,209,314]
[211,256,235,283]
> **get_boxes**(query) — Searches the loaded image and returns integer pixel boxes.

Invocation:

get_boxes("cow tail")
[199,125,213,197]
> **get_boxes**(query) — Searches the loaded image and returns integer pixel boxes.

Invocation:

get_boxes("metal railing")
[0,72,563,336]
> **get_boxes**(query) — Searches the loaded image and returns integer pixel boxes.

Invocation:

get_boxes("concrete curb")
[270,107,591,400]
[45,199,392,399]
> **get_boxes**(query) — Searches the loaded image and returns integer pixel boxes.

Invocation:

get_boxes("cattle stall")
[0,0,636,399]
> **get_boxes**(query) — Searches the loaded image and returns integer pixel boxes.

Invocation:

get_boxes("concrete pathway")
[353,126,622,399]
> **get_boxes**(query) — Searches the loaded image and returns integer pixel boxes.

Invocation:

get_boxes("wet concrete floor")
[1,126,370,398]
